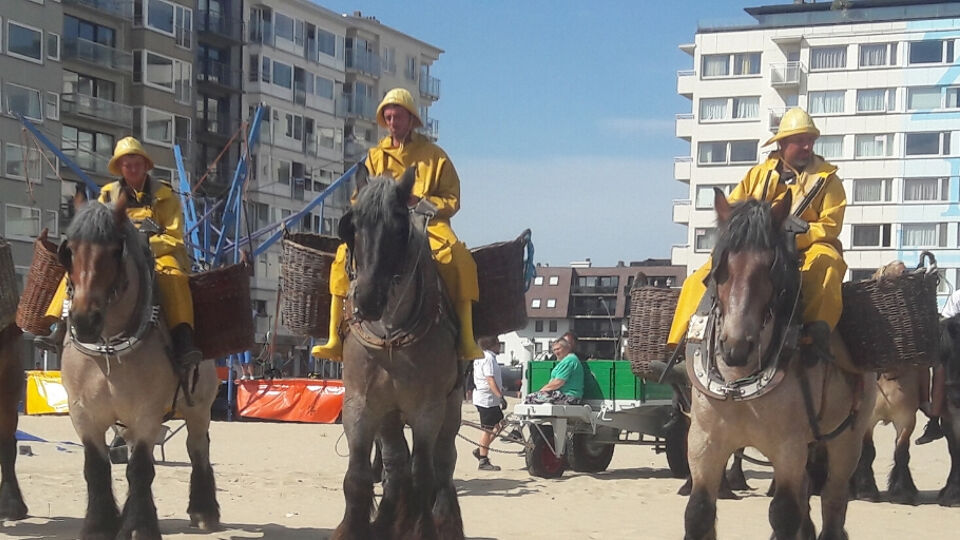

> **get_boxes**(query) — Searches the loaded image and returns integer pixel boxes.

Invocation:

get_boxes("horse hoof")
[190,513,222,531]
[887,489,919,506]
[130,529,163,540]
[938,484,960,507]
[0,499,28,520]
[718,487,741,500]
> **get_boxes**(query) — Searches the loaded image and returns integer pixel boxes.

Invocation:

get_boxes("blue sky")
[319,0,760,266]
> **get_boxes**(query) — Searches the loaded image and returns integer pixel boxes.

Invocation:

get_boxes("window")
[4,144,25,178]
[533,276,544,285]
[64,16,115,47]
[535,320,543,332]
[63,70,115,101]
[904,177,949,202]
[850,269,876,282]
[146,0,175,35]
[809,91,845,114]
[142,107,173,145]
[4,82,42,121]
[274,12,294,47]
[730,141,757,163]
[856,88,895,113]
[174,4,191,48]
[46,32,60,61]
[7,21,42,63]
[405,55,417,80]
[699,142,726,164]
[546,299,557,308]
[859,42,897,67]
[700,96,760,121]
[902,223,946,248]
[732,97,759,119]
[905,132,950,156]
[854,134,893,158]
[276,159,291,185]
[949,88,960,109]
[4,205,41,239]
[733,53,761,75]
[138,51,174,90]
[549,320,558,333]
[851,178,892,203]
[383,46,396,74]
[909,39,953,64]
[549,276,559,285]
[45,92,59,121]
[907,86,942,110]
[695,184,735,209]
[701,54,729,77]
[851,224,891,247]
[272,61,292,89]
[699,98,726,121]
[813,135,844,158]
[317,28,336,57]
[698,140,757,165]
[315,76,334,99]
[810,46,847,70]
[152,167,173,182]
[701,52,761,78]
[531,299,541,309]
[695,228,717,252]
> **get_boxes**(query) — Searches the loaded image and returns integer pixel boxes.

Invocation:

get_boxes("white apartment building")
[674,0,960,304]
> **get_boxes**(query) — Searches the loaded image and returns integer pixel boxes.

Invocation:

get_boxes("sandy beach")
[2,400,958,539]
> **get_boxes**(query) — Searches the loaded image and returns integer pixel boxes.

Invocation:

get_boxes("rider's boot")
[801,320,833,365]
[648,358,688,386]
[916,417,944,445]
[33,320,66,355]
[311,295,344,361]
[455,300,483,361]
[170,323,204,400]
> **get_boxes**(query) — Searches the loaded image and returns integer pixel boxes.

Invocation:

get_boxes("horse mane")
[67,201,153,271]
[353,176,407,233]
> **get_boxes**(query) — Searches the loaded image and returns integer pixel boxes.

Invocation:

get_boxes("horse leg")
[333,398,381,540]
[726,449,751,491]
[432,389,465,540]
[79,435,121,540]
[939,407,960,506]
[819,406,873,540]
[683,416,728,540]
[767,444,813,540]
[886,412,918,505]
[372,411,412,538]
[181,365,220,530]
[848,431,879,502]
[117,435,162,540]
[0,328,27,521]
[405,404,445,540]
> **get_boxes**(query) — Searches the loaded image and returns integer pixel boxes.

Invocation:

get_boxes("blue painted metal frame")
[17,114,100,199]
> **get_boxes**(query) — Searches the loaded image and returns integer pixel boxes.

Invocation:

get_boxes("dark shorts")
[476,405,504,429]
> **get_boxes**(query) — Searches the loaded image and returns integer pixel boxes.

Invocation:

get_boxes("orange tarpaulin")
[235,379,344,423]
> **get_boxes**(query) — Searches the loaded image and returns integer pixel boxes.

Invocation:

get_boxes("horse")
[683,188,876,540]
[0,323,27,520]
[333,166,464,540]
[937,314,960,505]
[57,195,220,539]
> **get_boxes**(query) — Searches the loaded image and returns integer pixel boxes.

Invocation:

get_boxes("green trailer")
[513,359,688,479]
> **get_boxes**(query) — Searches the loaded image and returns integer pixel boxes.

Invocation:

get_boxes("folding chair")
[108,421,187,464]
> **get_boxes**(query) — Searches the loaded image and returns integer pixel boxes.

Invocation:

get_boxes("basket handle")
[916,250,938,275]
[518,229,535,292]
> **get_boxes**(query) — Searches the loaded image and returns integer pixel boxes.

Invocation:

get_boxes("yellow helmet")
[376,88,422,129]
[108,136,154,176]
[763,107,820,147]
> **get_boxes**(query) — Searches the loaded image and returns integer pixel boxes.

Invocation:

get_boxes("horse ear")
[714,187,732,223]
[73,190,87,211]
[771,190,792,228]
[398,166,416,201]
[354,164,369,192]
[57,240,72,272]
[338,210,355,246]
[113,189,129,228]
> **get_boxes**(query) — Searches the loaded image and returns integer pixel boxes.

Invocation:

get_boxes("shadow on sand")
[0,516,334,539]
[456,477,538,497]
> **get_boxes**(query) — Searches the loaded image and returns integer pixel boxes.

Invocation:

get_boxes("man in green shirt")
[526,338,584,404]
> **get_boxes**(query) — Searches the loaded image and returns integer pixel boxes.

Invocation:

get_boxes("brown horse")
[937,314,960,505]
[333,167,464,540]
[57,196,220,539]
[0,323,27,520]
[684,189,875,540]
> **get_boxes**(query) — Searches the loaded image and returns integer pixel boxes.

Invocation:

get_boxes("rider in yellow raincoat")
[39,137,202,369]
[659,108,846,379]
[312,88,484,361]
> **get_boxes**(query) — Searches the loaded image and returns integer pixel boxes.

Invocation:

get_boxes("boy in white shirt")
[472,336,507,471]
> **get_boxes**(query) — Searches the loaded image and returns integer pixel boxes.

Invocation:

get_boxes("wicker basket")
[0,238,18,330]
[470,230,532,339]
[627,280,681,378]
[837,261,940,370]
[190,262,254,359]
[15,231,66,335]
[280,232,342,338]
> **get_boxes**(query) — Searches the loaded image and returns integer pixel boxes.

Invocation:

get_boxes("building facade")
[500,259,685,365]
[674,0,960,304]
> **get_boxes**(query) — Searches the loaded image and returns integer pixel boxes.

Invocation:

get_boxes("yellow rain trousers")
[329,133,479,303]
[667,153,847,346]
[46,179,195,330]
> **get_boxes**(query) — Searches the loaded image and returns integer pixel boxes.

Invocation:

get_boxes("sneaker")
[915,418,944,445]
[472,448,483,461]
[478,459,501,471]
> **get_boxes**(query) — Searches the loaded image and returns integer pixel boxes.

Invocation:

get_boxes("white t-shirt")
[944,289,960,318]
[472,350,503,408]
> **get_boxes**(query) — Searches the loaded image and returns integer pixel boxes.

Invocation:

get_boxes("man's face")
[119,155,148,187]
[382,105,413,140]
[780,133,817,170]
[552,343,569,358]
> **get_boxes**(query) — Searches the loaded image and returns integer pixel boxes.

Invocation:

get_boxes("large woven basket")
[0,238,18,330]
[837,254,940,370]
[16,230,65,335]
[471,230,532,338]
[627,278,681,378]
[280,232,341,338]
[190,262,254,359]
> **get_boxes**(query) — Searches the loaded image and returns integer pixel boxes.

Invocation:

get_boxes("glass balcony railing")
[418,118,439,141]
[770,61,804,87]
[196,60,241,89]
[345,49,380,77]
[63,0,134,20]
[197,13,243,42]
[419,75,441,100]
[571,285,619,294]
[344,93,376,121]
[61,148,111,176]
[63,37,132,72]
[60,93,133,127]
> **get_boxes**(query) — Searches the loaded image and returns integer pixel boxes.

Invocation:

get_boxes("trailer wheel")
[665,414,690,479]
[567,426,617,473]
[525,425,566,479]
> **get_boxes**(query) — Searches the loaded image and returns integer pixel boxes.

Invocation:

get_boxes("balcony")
[418,118,439,141]
[196,60,241,91]
[197,13,243,43]
[677,69,695,97]
[63,0,133,20]
[61,148,111,177]
[175,137,192,159]
[673,198,691,224]
[675,112,694,139]
[345,49,381,77]
[63,37,133,72]
[768,107,789,132]
[671,244,690,267]
[770,61,804,87]
[419,75,441,100]
[60,94,133,128]
[197,117,236,139]
[674,156,692,181]
[571,285,619,295]
[343,93,377,121]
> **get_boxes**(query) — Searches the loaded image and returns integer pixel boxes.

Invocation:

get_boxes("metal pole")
[226,354,234,422]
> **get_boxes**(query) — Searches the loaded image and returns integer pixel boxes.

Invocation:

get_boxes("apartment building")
[674,0,960,304]
[501,259,685,364]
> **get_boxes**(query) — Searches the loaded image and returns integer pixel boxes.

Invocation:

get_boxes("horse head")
[711,188,795,369]
[338,166,416,321]
[59,191,137,342]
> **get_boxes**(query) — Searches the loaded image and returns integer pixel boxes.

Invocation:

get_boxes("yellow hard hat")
[763,107,820,147]
[108,136,154,176]
[376,88,422,128]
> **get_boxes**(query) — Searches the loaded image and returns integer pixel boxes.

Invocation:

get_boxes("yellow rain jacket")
[667,153,847,346]
[46,178,195,329]
[329,132,479,302]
